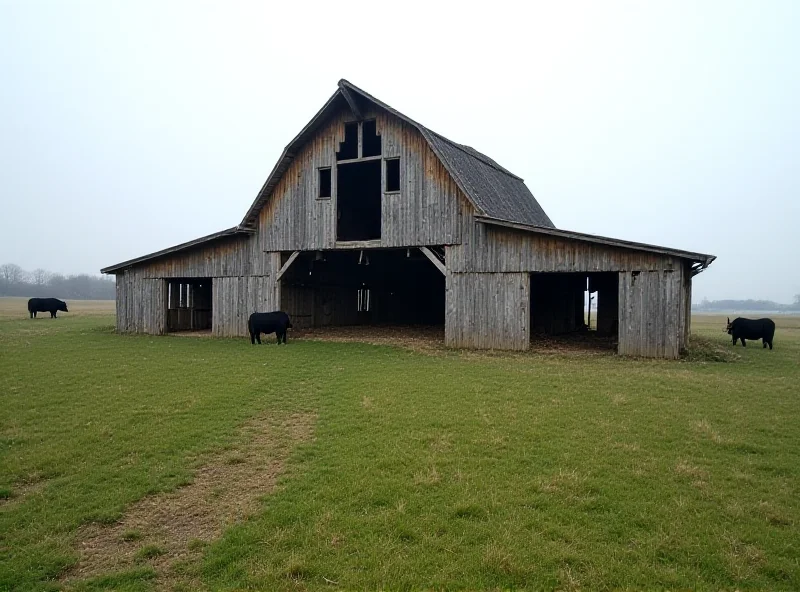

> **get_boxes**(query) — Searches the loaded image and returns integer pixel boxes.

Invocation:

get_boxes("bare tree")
[0,263,24,284]
[32,268,51,286]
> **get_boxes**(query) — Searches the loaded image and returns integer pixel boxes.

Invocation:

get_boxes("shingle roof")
[239,79,554,229]
[422,130,554,227]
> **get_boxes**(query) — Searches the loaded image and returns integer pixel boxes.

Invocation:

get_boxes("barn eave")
[100,226,255,274]
[475,215,716,274]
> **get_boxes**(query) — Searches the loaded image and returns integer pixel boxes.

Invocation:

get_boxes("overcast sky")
[1,1,798,302]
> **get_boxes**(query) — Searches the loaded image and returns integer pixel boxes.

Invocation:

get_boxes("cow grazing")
[248,311,293,344]
[726,317,775,349]
[28,298,68,319]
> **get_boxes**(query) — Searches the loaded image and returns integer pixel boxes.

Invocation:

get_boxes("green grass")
[1,301,799,590]
[133,546,164,563]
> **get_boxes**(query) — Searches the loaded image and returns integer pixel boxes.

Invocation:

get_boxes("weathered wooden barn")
[102,80,715,358]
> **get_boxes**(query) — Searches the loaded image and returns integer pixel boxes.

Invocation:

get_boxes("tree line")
[0,263,115,300]
[694,296,800,312]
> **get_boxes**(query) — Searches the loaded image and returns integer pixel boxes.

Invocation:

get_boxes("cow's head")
[725,317,732,334]
[59,301,69,313]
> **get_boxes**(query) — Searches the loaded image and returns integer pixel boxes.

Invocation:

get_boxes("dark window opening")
[362,120,381,157]
[318,167,331,198]
[337,160,381,241]
[336,122,359,161]
[385,158,400,192]
[167,278,212,332]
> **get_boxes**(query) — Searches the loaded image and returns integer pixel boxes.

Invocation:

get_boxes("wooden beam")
[275,250,301,281]
[419,246,446,276]
[334,239,382,250]
[340,85,363,121]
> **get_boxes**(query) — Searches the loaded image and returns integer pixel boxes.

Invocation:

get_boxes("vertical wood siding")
[211,275,279,337]
[618,266,685,359]
[135,235,266,278]
[116,272,166,334]
[445,272,529,350]
[448,215,681,273]
[257,105,464,251]
[114,244,278,336]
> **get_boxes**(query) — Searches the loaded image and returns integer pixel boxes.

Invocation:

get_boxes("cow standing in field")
[248,311,293,344]
[726,317,775,349]
[28,298,68,318]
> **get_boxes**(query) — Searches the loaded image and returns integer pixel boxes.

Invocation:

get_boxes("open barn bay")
[1,301,799,590]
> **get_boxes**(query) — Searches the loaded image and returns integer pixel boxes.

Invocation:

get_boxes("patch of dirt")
[0,476,49,507]
[293,325,617,358]
[62,412,315,590]
[168,329,213,338]
[293,325,446,354]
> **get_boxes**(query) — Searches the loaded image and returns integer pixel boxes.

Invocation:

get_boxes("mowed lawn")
[1,298,799,591]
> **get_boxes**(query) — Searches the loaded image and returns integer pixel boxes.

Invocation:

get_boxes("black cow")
[248,311,293,344]
[28,298,68,319]
[726,317,775,349]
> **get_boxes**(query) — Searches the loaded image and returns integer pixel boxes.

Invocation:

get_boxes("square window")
[385,158,400,192]
[318,167,331,198]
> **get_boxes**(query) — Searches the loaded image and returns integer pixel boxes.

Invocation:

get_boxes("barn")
[101,80,715,358]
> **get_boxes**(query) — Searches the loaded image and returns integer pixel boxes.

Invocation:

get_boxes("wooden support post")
[276,251,301,282]
[419,246,446,276]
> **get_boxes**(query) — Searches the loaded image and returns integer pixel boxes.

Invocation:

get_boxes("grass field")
[1,298,799,591]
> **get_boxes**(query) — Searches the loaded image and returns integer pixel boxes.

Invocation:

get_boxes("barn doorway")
[336,160,382,241]
[279,248,445,330]
[529,272,618,347]
[166,278,212,333]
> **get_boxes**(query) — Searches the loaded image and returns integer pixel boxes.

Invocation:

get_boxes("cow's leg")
[250,330,256,345]
[763,340,767,348]
[51,311,57,318]
[741,339,746,347]
[256,332,262,345]
[768,340,773,350]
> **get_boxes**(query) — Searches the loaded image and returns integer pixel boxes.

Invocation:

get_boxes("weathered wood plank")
[419,246,446,275]
[275,251,301,281]
[445,272,529,350]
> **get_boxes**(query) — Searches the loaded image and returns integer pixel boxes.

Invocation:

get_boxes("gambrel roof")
[239,79,555,229]
[102,80,715,274]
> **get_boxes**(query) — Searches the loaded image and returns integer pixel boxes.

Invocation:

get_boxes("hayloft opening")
[336,122,359,160]
[279,249,445,330]
[362,119,381,157]
[529,272,618,348]
[336,160,382,241]
[167,278,212,332]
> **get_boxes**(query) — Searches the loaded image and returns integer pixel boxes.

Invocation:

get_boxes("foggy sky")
[1,1,798,302]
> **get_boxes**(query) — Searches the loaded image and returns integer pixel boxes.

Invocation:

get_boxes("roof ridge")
[339,80,522,180]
